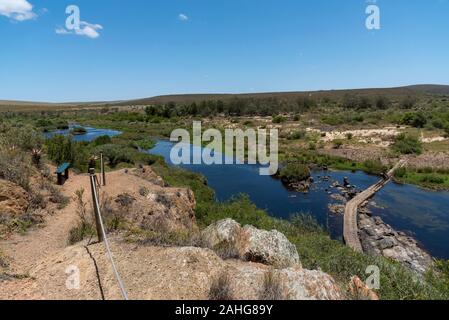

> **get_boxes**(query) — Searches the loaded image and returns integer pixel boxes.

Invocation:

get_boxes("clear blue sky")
[0,0,448,102]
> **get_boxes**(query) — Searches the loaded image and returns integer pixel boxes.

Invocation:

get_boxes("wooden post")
[101,153,106,186]
[89,168,104,243]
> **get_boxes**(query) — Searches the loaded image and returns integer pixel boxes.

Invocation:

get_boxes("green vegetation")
[2,88,449,299]
[392,133,423,155]
[394,167,449,190]
[151,161,449,299]
[45,133,157,172]
[272,115,286,124]
[277,163,311,183]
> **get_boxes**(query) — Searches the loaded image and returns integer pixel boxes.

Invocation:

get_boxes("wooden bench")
[56,163,71,185]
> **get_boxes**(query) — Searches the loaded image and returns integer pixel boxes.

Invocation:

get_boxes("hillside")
[1,84,448,112]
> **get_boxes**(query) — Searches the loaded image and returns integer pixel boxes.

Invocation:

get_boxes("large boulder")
[241,225,300,268]
[0,179,29,217]
[201,219,300,268]
[201,218,242,248]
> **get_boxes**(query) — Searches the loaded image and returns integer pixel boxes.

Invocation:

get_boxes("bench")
[56,163,71,185]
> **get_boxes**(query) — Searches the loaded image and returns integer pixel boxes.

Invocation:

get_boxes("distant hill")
[112,84,449,106]
[404,85,449,95]
[1,84,448,111]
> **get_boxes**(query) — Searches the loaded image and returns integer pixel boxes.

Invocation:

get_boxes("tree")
[402,112,427,128]
[392,133,423,155]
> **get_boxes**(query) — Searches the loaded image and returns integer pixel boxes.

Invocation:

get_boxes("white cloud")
[56,21,103,39]
[178,13,189,21]
[0,0,37,21]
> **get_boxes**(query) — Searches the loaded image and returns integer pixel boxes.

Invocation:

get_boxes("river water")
[150,140,449,260]
[46,126,449,259]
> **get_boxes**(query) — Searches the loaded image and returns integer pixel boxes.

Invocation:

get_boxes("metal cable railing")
[89,170,129,300]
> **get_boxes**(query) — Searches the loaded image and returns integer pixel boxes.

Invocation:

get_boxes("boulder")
[0,179,29,217]
[202,219,300,268]
[201,219,242,248]
[241,225,300,268]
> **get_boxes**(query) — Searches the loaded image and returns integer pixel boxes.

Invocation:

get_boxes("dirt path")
[0,171,92,298]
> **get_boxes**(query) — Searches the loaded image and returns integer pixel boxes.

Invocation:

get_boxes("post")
[89,168,104,242]
[101,152,106,186]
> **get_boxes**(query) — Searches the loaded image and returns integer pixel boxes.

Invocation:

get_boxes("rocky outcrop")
[358,210,433,274]
[102,169,198,234]
[4,240,342,300]
[201,219,300,268]
[130,166,165,187]
[139,188,197,233]
[0,179,29,217]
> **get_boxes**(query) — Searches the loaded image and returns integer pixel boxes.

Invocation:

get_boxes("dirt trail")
[0,172,91,273]
[0,168,171,299]
[0,171,92,299]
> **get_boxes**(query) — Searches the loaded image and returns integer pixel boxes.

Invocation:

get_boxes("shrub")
[392,133,423,155]
[0,151,30,190]
[401,112,427,128]
[333,140,344,149]
[363,159,386,175]
[272,115,286,124]
[139,186,149,197]
[92,135,112,146]
[29,191,47,210]
[95,144,134,168]
[278,163,311,183]
[136,139,155,150]
[394,167,407,178]
[68,189,95,244]
[290,214,325,234]
[308,142,317,150]
[287,130,306,140]
[46,135,75,165]
[209,272,234,300]
[260,271,285,300]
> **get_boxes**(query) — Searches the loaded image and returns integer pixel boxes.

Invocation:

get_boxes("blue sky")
[0,0,448,102]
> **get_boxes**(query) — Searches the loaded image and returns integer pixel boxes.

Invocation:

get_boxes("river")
[46,126,449,259]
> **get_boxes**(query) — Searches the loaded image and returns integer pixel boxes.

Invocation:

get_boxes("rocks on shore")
[201,219,300,268]
[358,209,433,274]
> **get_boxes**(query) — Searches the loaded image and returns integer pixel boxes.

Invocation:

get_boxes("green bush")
[272,115,286,124]
[287,130,306,140]
[92,135,112,146]
[277,163,311,183]
[362,159,386,175]
[401,112,427,128]
[392,133,423,155]
[95,144,134,167]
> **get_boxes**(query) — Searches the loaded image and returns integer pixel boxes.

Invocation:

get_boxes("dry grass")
[259,271,285,300]
[209,272,234,300]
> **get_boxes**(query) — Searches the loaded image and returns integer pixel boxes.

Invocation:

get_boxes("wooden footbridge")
[343,160,406,252]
